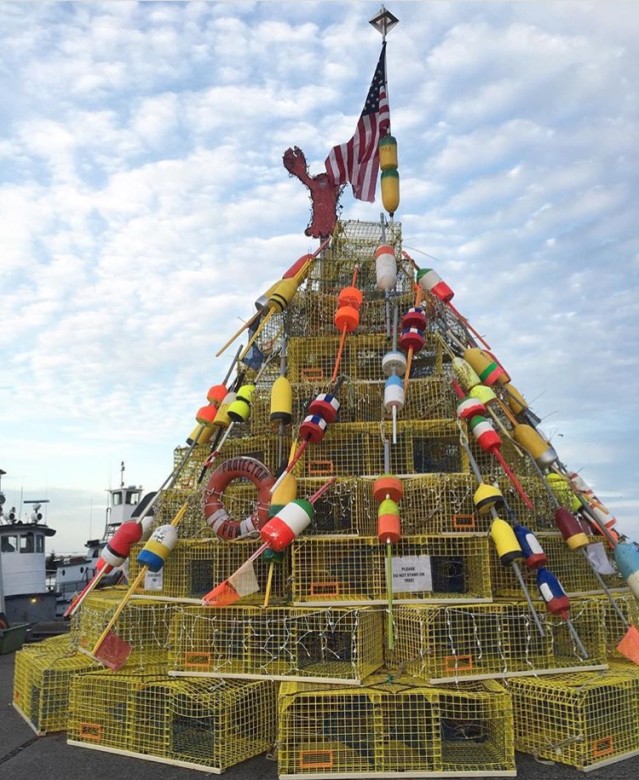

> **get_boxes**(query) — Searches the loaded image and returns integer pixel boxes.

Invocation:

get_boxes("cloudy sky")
[1,0,637,553]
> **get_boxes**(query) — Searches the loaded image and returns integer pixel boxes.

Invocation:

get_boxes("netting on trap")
[388,599,607,684]
[68,671,277,772]
[489,533,625,599]
[250,375,455,436]
[358,472,478,535]
[509,668,639,770]
[290,534,492,606]
[71,591,174,672]
[286,286,418,339]
[591,592,639,660]
[290,419,463,480]
[13,644,102,735]
[277,676,515,778]
[148,486,206,538]
[168,605,383,683]
[128,538,290,604]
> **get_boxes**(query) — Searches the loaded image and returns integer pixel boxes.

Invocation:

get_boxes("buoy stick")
[491,449,534,510]
[385,539,395,649]
[216,309,263,358]
[237,308,276,363]
[402,285,422,401]
[262,561,275,608]
[331,266,359,383]
[270,439,309,495]
[447,301,492,350]
[91,502,189,660]
[307,477,337,505]
[459,434,544,637]
[565,616,590,658]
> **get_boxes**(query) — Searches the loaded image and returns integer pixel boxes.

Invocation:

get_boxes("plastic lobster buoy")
[490,518,524,565]
[512,424,558,469]
[384,375,405,415]
[137,524,179,572]
[375,244,397,291]
[100,521,144,568]
[381,168,400,216]
[227,384,255,423]
[378,134,398,170]
[417,268,454,303]
[452,357,481,392]
[401,306,426,330]
[377,497,401,544]
[373,475,404,503]
[270,376,293,425]
[468,415,502,453]
[456,397,487,421]
[308,393,340,424]
[260,499,314,552]
[555,507,590,551]
[473,483,504,515]
[463,348,508,386]
[399,327,425,353]
[382,350,407,377]
[514,524,547,568]
[299,414,328,444]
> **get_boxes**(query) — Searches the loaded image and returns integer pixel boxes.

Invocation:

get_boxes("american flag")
[325,43,390,203]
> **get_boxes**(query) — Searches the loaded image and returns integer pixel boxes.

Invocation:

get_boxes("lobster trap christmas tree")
[13,6,639,777]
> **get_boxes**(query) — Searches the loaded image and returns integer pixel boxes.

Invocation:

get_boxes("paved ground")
[2,649,639,779]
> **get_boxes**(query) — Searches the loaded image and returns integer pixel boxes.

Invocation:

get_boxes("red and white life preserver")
[203,456,275,540]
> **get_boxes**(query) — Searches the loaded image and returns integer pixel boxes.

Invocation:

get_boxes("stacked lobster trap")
[13,218,639,776]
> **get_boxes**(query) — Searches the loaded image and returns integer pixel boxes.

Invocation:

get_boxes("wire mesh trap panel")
[72,591,174,672]
[389,600,607,684]
[168,605,384,684]
[277,676,515,778]
[128,538,290,604]
[510,668,639,770]
[68,671,278,773]
[291,534,492,606]
[13,640,101,735]
[489,533,626,599]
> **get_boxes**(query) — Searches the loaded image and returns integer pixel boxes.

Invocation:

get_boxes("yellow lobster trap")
[13,638,102,735]
[277,675,515,778]
[168,605,384,684]
[388,599,607,684]
[510,668,639,770]
[68,671,277,773]
[291,534,493,606]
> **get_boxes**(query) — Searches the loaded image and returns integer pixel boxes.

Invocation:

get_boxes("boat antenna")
[369,5,399,42]
[120,461,125,488]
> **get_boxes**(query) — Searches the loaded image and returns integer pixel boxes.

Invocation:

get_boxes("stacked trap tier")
[510,668,639,770]
[14,218,639,777]
[277,675,515,778]
[168,605,384,683]
[67,670,277,772]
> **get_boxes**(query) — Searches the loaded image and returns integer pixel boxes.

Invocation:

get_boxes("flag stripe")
[325,43,390,203]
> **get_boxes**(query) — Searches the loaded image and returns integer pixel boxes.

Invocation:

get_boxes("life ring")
[203,456,275,540]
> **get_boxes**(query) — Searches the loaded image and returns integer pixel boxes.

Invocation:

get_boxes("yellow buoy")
[469,384,497,406]
[473,483,504,515]
[378,134,398,171]
[490,518,522,565]
[513,424,558,468]
[270,375,293,425]
[381,168,400,216]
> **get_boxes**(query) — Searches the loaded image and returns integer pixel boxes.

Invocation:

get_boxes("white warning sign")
[392,555,433,592]
[144,569,164,591]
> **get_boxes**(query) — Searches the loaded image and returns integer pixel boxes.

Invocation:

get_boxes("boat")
[52,463,155,616]
[0,472,57,629]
